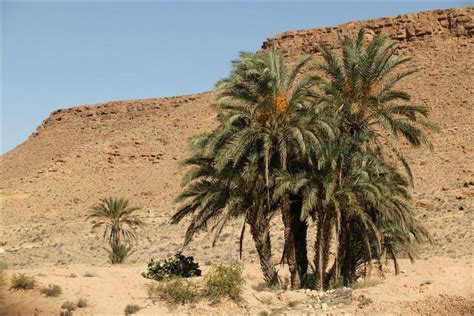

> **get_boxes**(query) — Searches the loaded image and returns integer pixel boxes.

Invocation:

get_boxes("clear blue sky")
[1,1,469,154]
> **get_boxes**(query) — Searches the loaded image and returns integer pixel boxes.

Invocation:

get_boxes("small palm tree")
[90,197,143,246]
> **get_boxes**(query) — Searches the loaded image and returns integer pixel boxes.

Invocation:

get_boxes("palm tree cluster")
[172,29,437,290]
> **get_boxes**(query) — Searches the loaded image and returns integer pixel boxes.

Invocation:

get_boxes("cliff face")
[262,6,473,56]
[1,7,472,270]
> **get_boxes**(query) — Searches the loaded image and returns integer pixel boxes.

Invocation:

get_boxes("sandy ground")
[1,257,472,315]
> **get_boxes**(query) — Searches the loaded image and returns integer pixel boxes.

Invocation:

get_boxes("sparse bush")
[61,300,77,311]
[0,261,7,272]
[142,252,201,281]
[204,262,244,302]
[69,273,77,278]
[41,284,62,297]
[148,278,198,304]
[60,311,73,316]
[10,273,36,291]
[77,297,88,308]
[83,271,95,277]
[124,303,141,315]
[107,243,133,264]
[350,278,382,289]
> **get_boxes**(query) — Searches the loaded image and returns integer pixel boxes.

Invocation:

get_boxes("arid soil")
[1,6,473,315]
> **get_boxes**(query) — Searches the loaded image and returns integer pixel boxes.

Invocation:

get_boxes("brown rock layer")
[261,6,473,57]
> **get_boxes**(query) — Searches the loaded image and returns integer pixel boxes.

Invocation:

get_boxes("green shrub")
[41,284,62,297]
[10,274,36,291]
[107,243,133,264]
[77,297,88,308]
[142,252,201,281]
[61,300,76,311]
[148,278,198,304]
[124,304,141,315]
[204,262,245,302]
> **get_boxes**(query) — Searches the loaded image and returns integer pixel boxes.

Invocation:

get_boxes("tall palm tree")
[174,50,333,289]
[211,50,333,289]
[276,141,429,288]
[274,28,436,289]
[313,28,438,182]
[171,132,280,285]
[90,197,143,246]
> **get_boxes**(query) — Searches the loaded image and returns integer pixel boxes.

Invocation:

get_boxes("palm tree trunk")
[278,137,301,289]
[315,220,324,291]
[290,195,308,285]
[339,217,352,286]
[281,193,301,289]
[388,246,400,275]
[111,225,120,246]
[314,210,332,291]
[247,209,279,286]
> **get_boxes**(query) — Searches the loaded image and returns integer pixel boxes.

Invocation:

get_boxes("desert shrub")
[0,261,7,272]
[77,297,88,308]
[10,273,36,291]
[148,278,198,304]
[350,278,382,289]
[41,284,62,297]
[61,300,77,311]
[124,304,141,315]
[107,243,133,264]
[59,311,73,316]
[142,252,201,281]
[83,271,95,277]
[204,262,244,302]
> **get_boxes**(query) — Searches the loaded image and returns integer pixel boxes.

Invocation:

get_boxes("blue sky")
[1,1,469,153]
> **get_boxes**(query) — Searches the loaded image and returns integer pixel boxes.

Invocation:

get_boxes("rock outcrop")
[261,6,473,57]
[34,92,213,137]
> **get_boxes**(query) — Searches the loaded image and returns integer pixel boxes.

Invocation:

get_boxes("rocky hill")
[1,6,473,314]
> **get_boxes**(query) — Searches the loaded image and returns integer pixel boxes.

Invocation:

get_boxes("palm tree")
[211,50,333,289]
[90,197,143,246]
[174,50,333,289]
[171,132,280,285]
[276,141,430,288]
[273,28,437,289]
[313,28,438,182]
